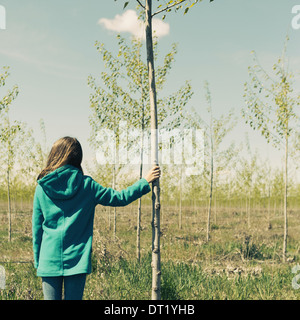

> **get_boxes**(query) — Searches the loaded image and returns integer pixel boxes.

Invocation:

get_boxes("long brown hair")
[37,136,83,180]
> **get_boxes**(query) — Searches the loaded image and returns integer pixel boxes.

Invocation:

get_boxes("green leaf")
[123,1,129,9]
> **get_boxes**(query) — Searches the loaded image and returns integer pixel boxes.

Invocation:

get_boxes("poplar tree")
[0,67,18,113]
[0,67,19,241]
[242,40,300,262]
[88,35,192,249]
[235,139,258,229]
[186,82,236,241]
[116,0,215,300]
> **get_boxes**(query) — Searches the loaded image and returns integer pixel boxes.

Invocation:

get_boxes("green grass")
[1,253,298,300]
[1,203,300,300]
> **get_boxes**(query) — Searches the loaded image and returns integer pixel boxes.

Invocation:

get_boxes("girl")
[32,136,160,300]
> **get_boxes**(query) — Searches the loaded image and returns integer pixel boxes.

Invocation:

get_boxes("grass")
[0,201,300,300]
[1,253,298,300]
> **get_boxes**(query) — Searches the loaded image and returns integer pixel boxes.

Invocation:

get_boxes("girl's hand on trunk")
[145,166,161,183]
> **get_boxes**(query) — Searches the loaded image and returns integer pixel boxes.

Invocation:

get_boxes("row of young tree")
[87,30,299,261]
[1,36,299,247]
[0,0,299,300]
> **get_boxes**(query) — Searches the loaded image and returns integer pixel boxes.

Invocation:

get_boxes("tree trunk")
[179,164,182,230]
[267,185,271,230]
[108,206,111,230]
[7,168,11,242]
[207,112,213,242]
[283,132,288,262]
[137,113,144,262]
[20,190,23,212]
[145,0,161,300]
[207,157,213,242]
[245,197,247,220]
[113,163,117,241]
[247,191,251,229]
[137,197,142,261]
[214,191,217,224]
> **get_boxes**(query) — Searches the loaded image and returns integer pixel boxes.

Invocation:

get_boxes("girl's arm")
[32,187,44,269]
[93,166,161,207]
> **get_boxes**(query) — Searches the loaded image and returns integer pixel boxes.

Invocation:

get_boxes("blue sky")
[0,0,299,178]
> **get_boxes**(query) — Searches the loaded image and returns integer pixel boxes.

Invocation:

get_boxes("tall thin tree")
[0,67,19,242]
[243,39,300,262]
[186,82,236,242]
[116,0,215,299]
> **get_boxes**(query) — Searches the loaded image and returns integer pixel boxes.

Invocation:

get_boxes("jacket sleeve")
[32,187,44,269]
[93,178,151,207]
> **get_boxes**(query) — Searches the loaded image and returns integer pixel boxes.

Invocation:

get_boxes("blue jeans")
[42,274,86,300]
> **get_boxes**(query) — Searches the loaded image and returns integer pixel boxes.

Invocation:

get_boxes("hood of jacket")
[38,165,83,200]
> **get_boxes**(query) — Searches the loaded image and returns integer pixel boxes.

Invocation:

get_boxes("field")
[1,0,300,305]
[0,197,300,300]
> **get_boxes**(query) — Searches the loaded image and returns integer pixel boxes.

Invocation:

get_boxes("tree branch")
[152,0,188,17]
[136,0,145,9]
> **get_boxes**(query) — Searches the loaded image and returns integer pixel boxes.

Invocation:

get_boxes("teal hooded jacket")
[32,165,151,277]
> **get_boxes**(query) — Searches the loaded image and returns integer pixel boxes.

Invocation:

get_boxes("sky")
[0,0,299,179]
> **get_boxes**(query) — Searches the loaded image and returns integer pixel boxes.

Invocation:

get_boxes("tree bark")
[247,191,251,229]
[214,190,217,224]
[7,168,11,242]
[283,131,288,262]
[137,105,145,262]
[108,206,111,230]
[207,109,213,242]
[145,0,161,300]
[267,185,271,230]
[113,163,117,241]
[179,164,182,229]
[137,197,142,261]
[207,150,213,241]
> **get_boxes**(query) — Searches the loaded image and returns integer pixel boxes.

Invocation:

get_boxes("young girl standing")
[32,136,160,300]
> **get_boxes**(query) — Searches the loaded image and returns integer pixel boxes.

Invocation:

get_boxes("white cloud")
[98,10,170,40]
